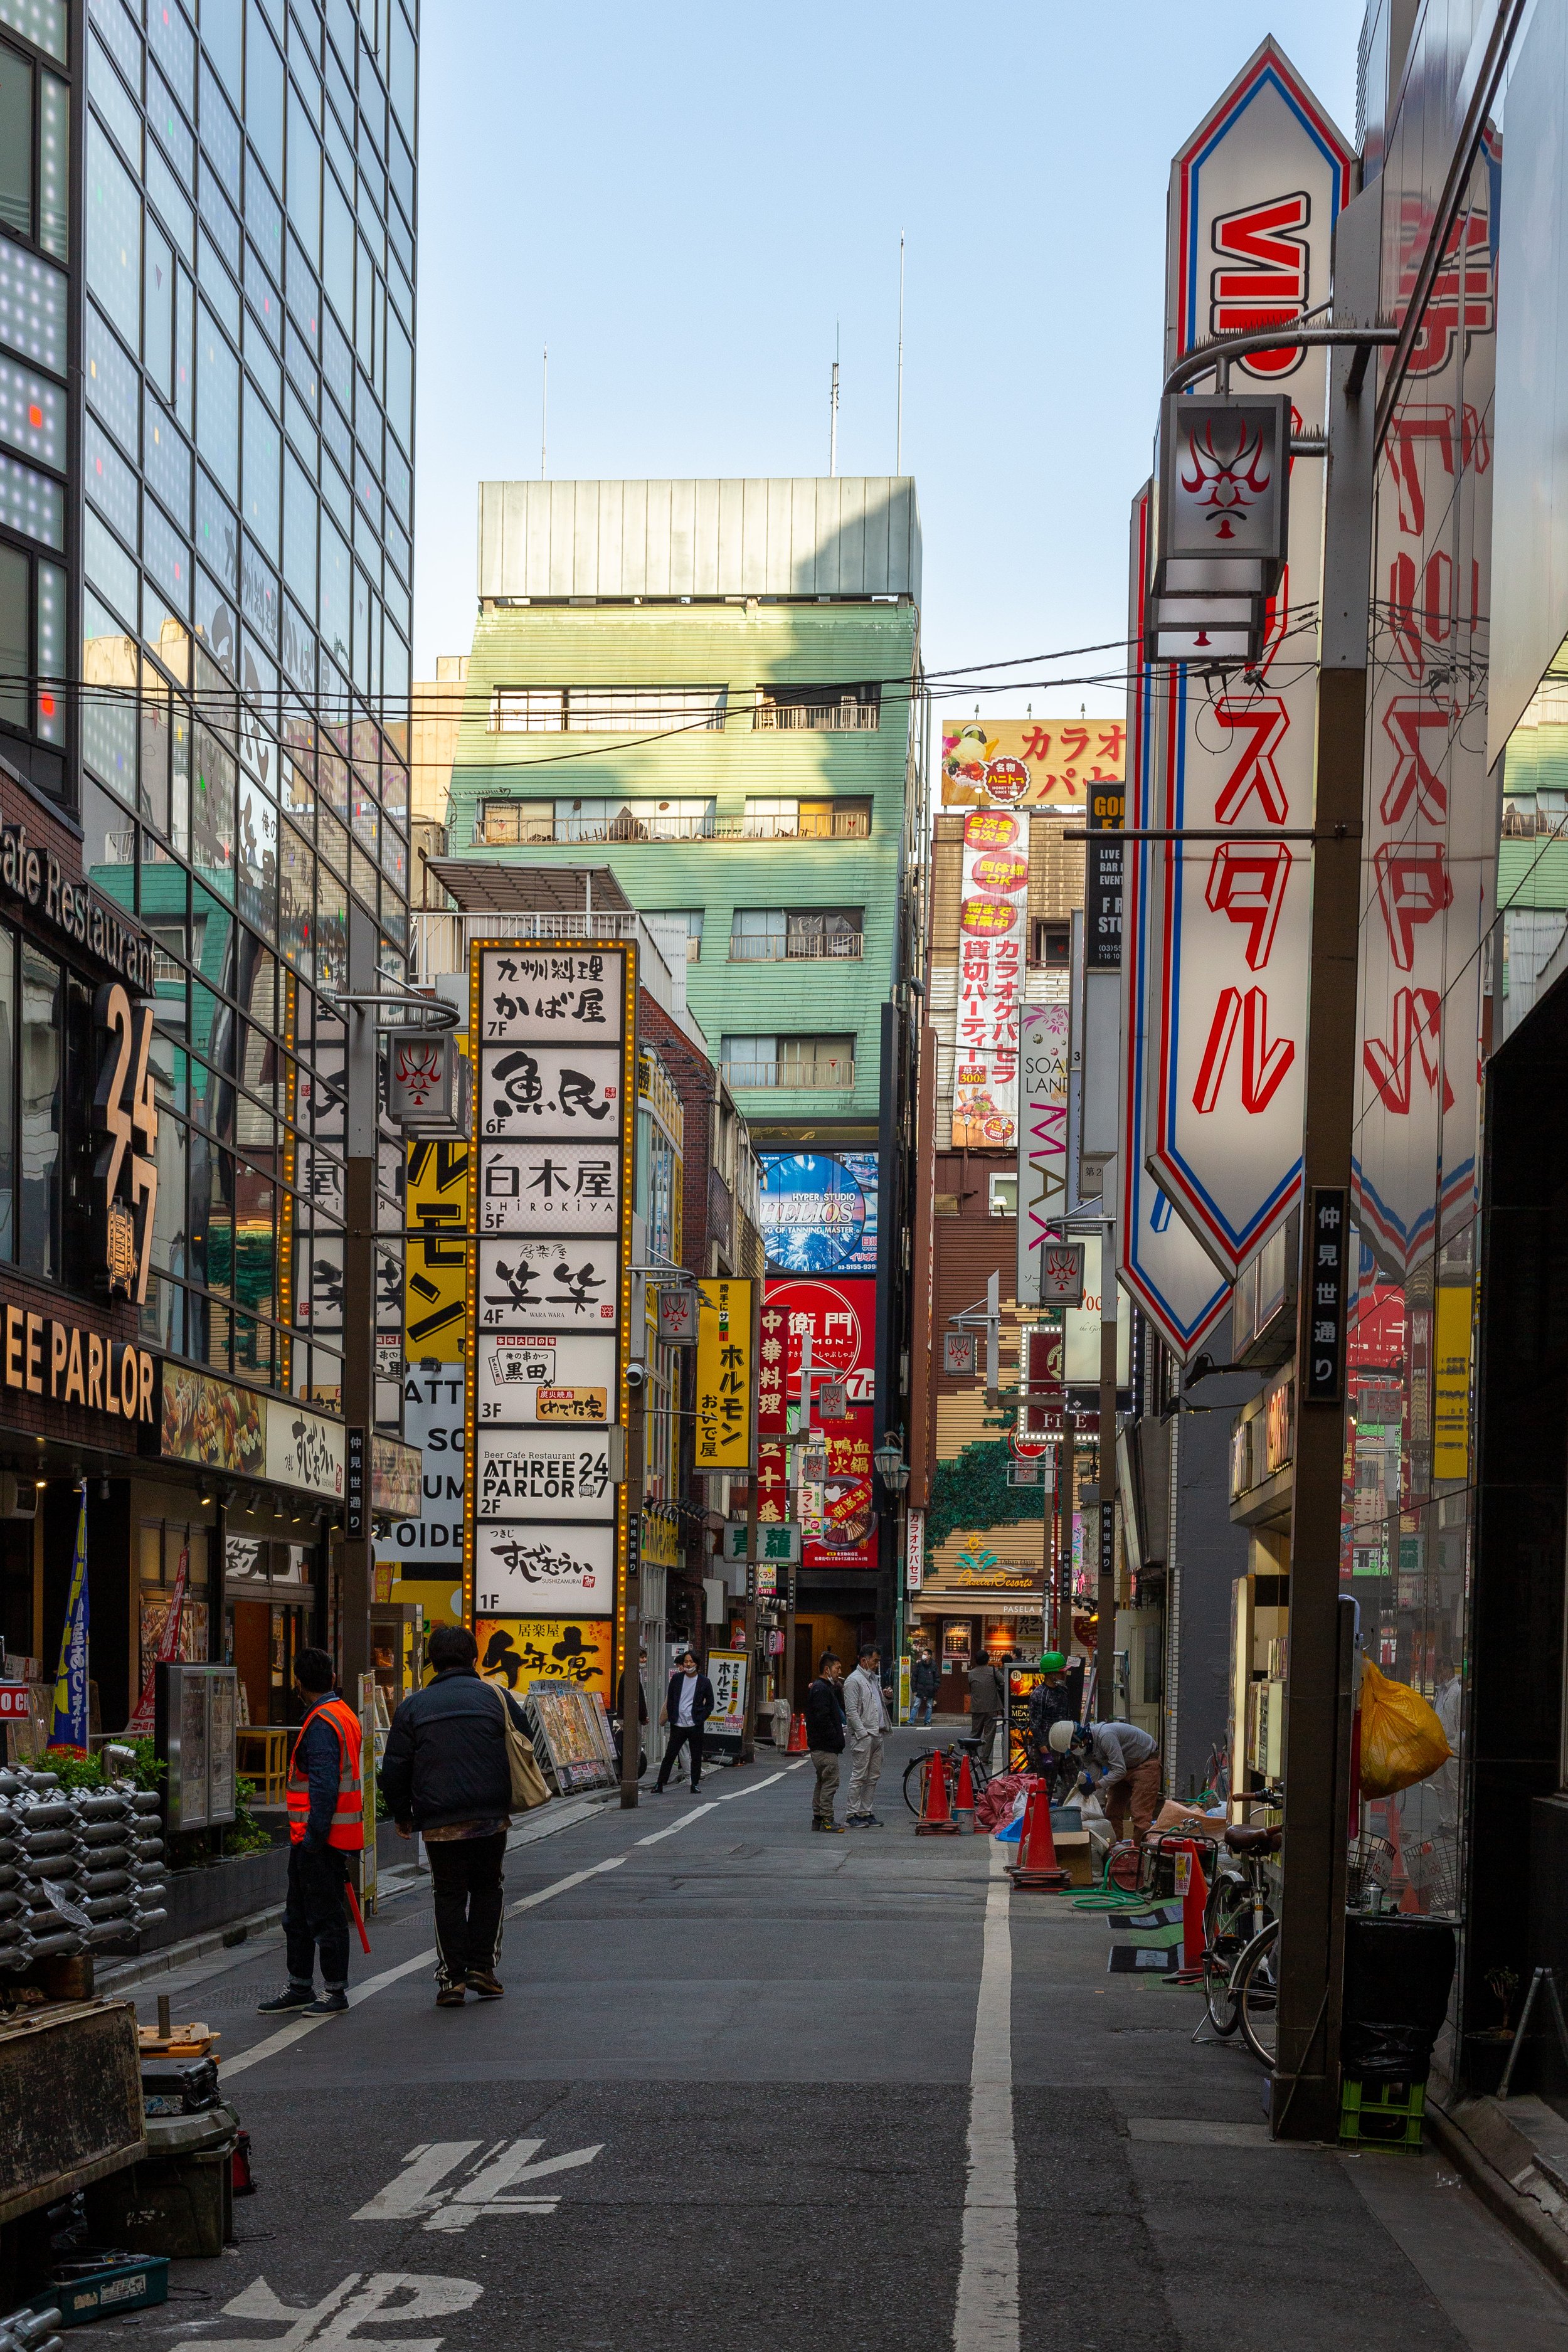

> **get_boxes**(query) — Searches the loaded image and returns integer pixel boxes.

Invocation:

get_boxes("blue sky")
[411,2,1365,716]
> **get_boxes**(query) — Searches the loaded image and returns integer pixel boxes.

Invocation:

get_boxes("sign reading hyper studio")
[465,946,636,1668]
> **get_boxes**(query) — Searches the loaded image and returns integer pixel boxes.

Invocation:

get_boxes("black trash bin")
[1342,1912,1456,2080]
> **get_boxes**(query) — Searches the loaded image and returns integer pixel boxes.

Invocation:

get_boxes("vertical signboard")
[694,1279,755,1473]
[1145,39,1353,1279]
[1084,781,1124,972]
[757,1154,878,1572]
[953,808,1029,1148]
[1017,1003,1070,1307]
[465,943,637,1703]
[379,1135,469,1596]
[1119,482,1234,1359]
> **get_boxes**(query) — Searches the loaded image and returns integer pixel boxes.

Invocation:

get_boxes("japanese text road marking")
[353,2137,602,2230]
[195,2272,479,2352]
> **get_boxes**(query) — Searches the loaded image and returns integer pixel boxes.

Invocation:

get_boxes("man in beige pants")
[844,1645,893,1826]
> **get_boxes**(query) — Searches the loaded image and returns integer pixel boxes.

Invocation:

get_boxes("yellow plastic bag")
[1358,1660,1451,1799]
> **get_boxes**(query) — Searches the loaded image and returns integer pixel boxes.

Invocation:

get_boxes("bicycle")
[902,1737,992,1818]
[1202,1820,1281,2043]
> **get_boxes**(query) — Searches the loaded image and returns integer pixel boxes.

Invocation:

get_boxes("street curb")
[1425,2092,1568,2296]
[96,1788,623,1997]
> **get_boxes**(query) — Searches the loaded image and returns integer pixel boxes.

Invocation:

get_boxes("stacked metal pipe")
[0,1767,166,1964]
[0,2305,63,2352]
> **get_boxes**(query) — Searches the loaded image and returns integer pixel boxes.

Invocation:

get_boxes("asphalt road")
[84,1735,1568,2352]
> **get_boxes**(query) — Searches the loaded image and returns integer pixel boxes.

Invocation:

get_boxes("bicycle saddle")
[1224,1825,1282,1856]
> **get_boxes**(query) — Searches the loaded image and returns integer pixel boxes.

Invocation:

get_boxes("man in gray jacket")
[844,1645,892,1826]
[967,1654,1005,1766]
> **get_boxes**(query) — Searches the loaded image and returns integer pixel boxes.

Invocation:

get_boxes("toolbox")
[33,2257,169,2327]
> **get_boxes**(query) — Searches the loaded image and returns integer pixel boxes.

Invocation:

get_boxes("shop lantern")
[1148,393,1291,664]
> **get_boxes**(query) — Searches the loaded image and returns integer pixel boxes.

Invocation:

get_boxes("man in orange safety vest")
[258,1647,364,2016]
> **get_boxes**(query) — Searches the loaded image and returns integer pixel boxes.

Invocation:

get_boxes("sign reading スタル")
[1147,38,1352,1281]
[465,945,636,1687]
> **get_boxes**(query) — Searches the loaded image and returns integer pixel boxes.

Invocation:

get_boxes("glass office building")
[0,0,415,1722]
[0,0,415,1411]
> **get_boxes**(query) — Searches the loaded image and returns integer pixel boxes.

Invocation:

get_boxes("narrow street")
[96,1744,1568,2352]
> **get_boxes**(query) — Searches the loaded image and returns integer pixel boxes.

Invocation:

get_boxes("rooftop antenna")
[896,230,905,475]
[541,344,548,480]
[830,322,840,477]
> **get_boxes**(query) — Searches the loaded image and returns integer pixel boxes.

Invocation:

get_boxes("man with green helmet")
[1028,1650,1076,1783]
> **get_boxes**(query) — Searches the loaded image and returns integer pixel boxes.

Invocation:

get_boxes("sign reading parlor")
[465,946,637,1695]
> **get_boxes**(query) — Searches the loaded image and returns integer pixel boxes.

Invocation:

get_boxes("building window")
[753,682,880,731]
[489,686,726,734]
[742,799,871,840]
[729,908,864,960]
[554,798,714,843]
[988,1173,1017,1218]
[720,1035,855,1089]
[649,910,703,961]
[1032,919,1071,968]
[479,800,554,846]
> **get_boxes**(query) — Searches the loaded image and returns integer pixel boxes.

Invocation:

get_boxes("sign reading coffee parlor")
[465,945,637,1686]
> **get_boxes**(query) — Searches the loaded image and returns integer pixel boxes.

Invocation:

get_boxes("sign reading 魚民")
[465,945,637,1697]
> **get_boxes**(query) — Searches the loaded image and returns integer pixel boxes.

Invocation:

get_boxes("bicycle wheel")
[1202,1873,1253,2037]
[903,1752,936,1817]
[1234,1918,1281,2066]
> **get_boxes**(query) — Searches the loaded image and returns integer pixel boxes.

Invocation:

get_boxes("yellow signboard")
[940,718,1126,807]
[695,1278,755,1471]
[405,1137,470,1363]
[1433,1283,1472,1481]
[476,1615,613,1699]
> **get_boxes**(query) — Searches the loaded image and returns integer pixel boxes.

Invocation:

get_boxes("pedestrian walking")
[1052,1717,1162,1844]
[652,1649,712,1793]
[258,1648,363,2017]
[967,1652,1005,1768]
[909,1646,938,1728]
[379,1621,530,2007]
[844,1644,892,1826]
[804,1651,847,1831]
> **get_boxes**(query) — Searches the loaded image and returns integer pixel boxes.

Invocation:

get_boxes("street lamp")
[873,1434,909,1495]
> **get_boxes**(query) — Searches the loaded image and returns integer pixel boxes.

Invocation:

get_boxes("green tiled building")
[439,477,923,1148]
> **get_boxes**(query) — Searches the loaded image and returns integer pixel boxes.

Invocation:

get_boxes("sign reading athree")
[465,946,636,1690]
[1146,38,1352,1280]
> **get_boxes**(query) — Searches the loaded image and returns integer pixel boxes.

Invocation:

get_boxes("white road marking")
[354,2137,603,2230]
[197,2270,480,2351]
[952,1836,1017,2352]
[715,1771,786,1799]
[635,1804,718,1845]
[223,1856,630,2077]
[786,1757,809,1771]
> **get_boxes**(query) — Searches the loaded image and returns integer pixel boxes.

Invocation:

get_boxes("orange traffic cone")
[1167,1838,1210,1981]
[915,1749,961,1836]
[1006,1780,1069,1890]
[953,1752,978,1831]
[788,1712,808,1754]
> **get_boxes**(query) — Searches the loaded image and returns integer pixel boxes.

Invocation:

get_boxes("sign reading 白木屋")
[465,945,636,1695]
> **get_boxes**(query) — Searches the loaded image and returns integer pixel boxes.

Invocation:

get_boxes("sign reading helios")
[465,946,636,1677]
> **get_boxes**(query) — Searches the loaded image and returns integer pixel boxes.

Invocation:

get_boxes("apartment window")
[721,1034,855,1089]
[753,682,880,731]
[554,797,714,843]
[1032,919,1071,968]
[0,33,68,259]
[649,910,704,961]
[490,685,726,734]
[729,908,863,960]
[479,800,554,846]
[743,798,871,840]
[989,1173,1017,1218]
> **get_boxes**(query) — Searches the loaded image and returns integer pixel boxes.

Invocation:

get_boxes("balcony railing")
[728,933,864,961]
[753,702,880,731]
[479,811,872,846]
[722,1059,856,1090]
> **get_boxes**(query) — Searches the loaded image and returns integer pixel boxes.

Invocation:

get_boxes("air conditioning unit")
[0,1475,38,1520]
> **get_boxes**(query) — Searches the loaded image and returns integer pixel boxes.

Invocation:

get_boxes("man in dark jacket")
[379,1623,530,2007]
[652,1650,712,1794]
[803,1651,847,1832]
[968,1654,1005,1764]
[910,1648,939,1727]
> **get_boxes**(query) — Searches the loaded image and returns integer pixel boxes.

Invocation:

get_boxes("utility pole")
[1096,1223,1118,1717]
[619,1371,644,1809]
[829,334,839,477]
[896,230,905,474]
[540,344,548,480]
[339,900,380,1698]
[1271,187,1380,2143]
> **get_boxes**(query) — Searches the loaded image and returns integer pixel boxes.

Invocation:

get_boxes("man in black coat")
[380,1622,530,2007]
[803,1651,847,1833]
[652,1649,712,1794]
